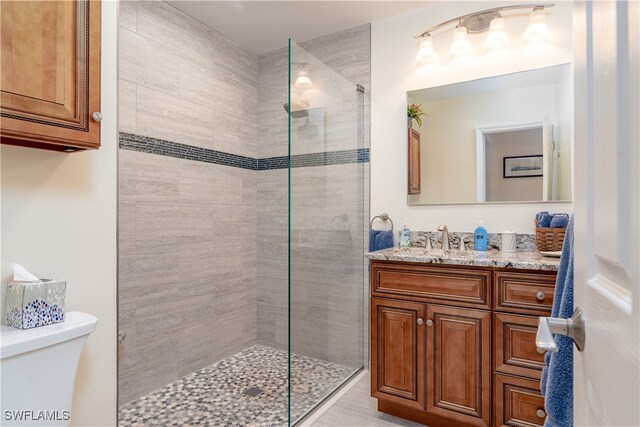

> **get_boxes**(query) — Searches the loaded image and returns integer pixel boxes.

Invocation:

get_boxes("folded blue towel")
[550,214,569,228]
[369,229,394,252]
[536,211,550,224]
[540,215,574,427]
[538,213,553,228]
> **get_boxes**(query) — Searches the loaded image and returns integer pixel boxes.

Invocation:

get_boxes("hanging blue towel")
[369,229,394,252]
[540,215,574,427]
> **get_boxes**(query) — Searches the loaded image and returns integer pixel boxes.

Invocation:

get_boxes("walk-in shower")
[117,2,368,424]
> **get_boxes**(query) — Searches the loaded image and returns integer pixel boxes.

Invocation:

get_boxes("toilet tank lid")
[1,312,97,360]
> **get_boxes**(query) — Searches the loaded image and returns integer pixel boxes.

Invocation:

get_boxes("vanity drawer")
[495,374,546,427]
[371,262,490,309]
[493,271,555,315]
[494,313,545,379]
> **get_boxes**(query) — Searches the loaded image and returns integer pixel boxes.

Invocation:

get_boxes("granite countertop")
[366,247,561,271]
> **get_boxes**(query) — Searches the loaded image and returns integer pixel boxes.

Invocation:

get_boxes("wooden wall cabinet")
[408,128,421,195]
[1,0,101,151]
[370,261,556,427]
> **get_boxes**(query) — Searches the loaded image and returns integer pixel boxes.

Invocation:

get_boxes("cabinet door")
[1,0,101,150]
[371,298,426,411]
[408,128,421,194]
[426,304,491,427]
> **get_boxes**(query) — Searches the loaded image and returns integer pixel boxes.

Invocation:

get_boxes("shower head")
[283,102,310,118]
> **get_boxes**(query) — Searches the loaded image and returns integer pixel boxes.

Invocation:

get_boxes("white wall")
[0,1,118,425]
[371,1,573,234]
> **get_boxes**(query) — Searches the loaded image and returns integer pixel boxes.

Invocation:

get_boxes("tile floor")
[311,373,424,427]
[119,345,357,426]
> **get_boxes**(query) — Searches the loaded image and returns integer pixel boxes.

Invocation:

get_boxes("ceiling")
[167,1,434,54]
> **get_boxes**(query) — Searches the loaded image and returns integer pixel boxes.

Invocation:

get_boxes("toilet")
[0,312,97,426]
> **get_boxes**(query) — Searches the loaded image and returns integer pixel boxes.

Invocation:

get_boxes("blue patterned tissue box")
[5,279,66,329]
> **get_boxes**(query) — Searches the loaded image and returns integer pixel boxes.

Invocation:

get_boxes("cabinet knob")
[426,319,433,327]
[118,332,127,344]
[417,318,424,325]
[536,409,546,418]
[536,291,545,301]
[92,111,103,122]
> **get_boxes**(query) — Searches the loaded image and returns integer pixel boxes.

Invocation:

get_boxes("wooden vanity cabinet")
[0,0,101,151]
[370,261,556,427]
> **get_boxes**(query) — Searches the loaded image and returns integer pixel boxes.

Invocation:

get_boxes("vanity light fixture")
[450,24,473,58]
[415,3,554,63]
[294,64,312,89]
[484,16,509,51]
[416,34,438,63]
[523,6,550,42]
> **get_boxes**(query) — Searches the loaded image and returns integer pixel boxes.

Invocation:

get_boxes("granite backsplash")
[406,231,538,252]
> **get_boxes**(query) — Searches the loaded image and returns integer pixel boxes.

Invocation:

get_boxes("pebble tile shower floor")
[118,345,356,426]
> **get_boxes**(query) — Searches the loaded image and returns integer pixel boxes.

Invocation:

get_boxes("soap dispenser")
[400,218,411,248]
[474,216,488,251]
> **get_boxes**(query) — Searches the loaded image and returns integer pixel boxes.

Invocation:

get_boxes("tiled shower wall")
[118,1,258,404]
[118,0,370,405]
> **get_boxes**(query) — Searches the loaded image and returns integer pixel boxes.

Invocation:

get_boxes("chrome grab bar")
[536,307,585,353]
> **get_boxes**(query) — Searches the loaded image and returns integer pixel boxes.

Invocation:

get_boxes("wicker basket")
[534,218,566,251]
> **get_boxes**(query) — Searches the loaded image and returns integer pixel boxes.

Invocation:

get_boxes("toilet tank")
[0,312,97,426]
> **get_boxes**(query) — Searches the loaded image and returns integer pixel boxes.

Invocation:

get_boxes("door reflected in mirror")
[407,64,572,205]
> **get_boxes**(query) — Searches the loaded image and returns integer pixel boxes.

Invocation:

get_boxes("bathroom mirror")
[407,64,572,205]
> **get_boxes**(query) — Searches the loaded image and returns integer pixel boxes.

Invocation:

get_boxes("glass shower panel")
[288,40,366,425]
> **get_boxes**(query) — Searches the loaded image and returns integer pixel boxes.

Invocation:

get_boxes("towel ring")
[370,213,394,231]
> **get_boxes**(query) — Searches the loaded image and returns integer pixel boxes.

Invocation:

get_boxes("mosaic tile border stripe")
[119,132,257,170]
[119,132,369,171]
[257,148,369,170]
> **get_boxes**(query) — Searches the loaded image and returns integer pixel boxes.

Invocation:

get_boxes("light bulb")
[416,34,438,64]
[294,68,312,89]
[484,16,509,51]
[523,7,549,43]
[449,26,472,58]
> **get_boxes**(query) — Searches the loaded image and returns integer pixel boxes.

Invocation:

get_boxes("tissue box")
[5,279,66,329]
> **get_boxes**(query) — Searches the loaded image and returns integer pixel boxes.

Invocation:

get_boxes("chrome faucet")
[438,225,449,250]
